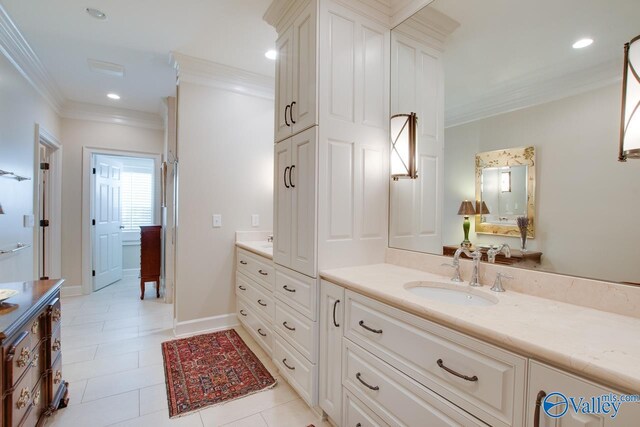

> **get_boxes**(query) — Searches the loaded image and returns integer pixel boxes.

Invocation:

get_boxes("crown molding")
[0,4,64,113]
[445,60,622,128]
[171,52,274,100]
[61,101,164,131]
[394,5,459,51]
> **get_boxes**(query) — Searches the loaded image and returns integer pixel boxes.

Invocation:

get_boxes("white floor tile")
[63,345,98,365]
[83,364,165,402]
[140,383,169,416]
[65,326,140,349]
[221,414,268,427]
[260,399,329,427]
[47,390,139,427]
[139,347,165,367]
[66,379,88,406]
[65,351,139,382]
[108,409,203,427]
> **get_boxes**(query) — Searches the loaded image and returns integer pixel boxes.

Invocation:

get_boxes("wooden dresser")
[140,225,162,300]
[0,279,67,426]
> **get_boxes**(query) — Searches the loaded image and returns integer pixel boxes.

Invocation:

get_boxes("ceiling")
[0,0,277,114]
[418,0,640,126]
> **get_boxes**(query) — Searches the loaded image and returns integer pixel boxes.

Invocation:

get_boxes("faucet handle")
[441,263,462,282]
[491,272,513,292]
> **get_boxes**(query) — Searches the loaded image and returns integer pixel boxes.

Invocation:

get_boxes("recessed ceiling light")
[265,50,277,60]
[86,8,107,20]
[107,93,120,100]
[572,38,593,49]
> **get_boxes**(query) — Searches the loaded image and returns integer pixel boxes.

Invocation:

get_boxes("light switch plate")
[23,214,35,228]
[212,214,222,228]
[251,214,259,227]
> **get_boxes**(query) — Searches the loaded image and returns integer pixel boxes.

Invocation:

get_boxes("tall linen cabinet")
[265,0,390,421]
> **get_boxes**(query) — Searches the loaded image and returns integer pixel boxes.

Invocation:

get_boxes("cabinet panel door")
[275,27,293,143]
[292,1,317,134]
[290,127,317,277]
[274,140,292,267]
[320,281,345,425]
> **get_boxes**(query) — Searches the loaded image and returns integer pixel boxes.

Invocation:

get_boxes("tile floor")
[46,277,329,427]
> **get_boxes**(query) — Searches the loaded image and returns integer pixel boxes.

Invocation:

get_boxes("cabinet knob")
[52,338,61,352]
[16,388,30,409]
[54,370,62,385]
[16,347,30,368]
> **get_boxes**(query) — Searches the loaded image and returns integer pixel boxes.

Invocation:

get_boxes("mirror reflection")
[390,0,640,284]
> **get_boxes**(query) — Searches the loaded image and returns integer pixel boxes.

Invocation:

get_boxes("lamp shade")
[476,200,490,215]
[390,112,418,179]
[457,200,476,216]
[620,35,640,161]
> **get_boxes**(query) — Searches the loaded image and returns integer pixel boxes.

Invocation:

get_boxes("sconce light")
[390,112,418,180]
[500,170,512,192]
[458,200,476,248]
[619,35,640,161]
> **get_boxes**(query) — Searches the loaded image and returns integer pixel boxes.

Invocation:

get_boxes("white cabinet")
[274,2,317,143]
[273,127,317,278]
[526,361,640,427]
[319,280,344,424]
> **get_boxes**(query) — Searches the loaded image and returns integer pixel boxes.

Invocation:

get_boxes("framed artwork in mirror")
[475,146,535,238]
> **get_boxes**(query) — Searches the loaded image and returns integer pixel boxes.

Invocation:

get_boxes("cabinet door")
[275,27,293,143]
[273,139,292,267]
[527,361,639,427]
[319,281,345,425]
[290,127,317,277]
[291,1,317,135]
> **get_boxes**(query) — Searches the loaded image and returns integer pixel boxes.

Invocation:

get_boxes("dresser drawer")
[236,272,275,322]
[273,334,317,406]
[5,330,35,388]
[21,375,45,427]
[344,290,526,427]
[47,296,62,334]
[274,301,317,363]
[275,266,317,321]
[343,389,389,427]
[48,353,63,408]
[343,339,488,427]
[236,296,273,356]
[237,248,275,290]
[50,325,62,365]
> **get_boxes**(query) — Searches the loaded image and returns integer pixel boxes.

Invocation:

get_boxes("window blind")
[121,168,154,231]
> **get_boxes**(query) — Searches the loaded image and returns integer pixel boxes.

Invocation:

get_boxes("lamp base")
[461,240,472,248]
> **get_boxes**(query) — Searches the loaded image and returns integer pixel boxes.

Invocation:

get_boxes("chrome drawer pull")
[282,358,295,370]
[356,372,379,391]
[283,321,296,331]
[238,285,247,291]
[240,260,248,265]
[258,269,268,276]
[436,359,478,382]
[257,299,267,307]
[239,310,247,317]
[358,320,382,334]
[283,285,296,293]
[257,328,267,337]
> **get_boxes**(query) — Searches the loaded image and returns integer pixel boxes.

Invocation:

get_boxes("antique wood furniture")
[140,225,162,300]
[443,245,542,267]
[0,279,67,426]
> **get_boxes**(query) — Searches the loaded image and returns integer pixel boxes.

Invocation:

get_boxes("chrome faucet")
[491,272,513,292]
[267,235,274,243]
[446,247,482,286]
[487,244,511,263]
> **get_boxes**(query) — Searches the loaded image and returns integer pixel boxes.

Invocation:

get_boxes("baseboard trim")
[173,313,239,337]
[123,268,140,278]
[61,285,82,297]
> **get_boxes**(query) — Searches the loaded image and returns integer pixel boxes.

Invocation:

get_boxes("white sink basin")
[261,243,273,249]
[404,281,497,307]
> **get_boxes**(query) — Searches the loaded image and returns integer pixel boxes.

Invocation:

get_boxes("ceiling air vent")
[87,59,125,78]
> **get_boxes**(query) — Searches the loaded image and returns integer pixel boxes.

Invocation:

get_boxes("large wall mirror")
[389,0,640,285]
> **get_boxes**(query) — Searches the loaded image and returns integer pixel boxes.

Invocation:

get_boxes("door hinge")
[92,270,96,277]
[40,162,50,170]
[92,167,96,175]
[39,219,49,227]
[92,219,96,226]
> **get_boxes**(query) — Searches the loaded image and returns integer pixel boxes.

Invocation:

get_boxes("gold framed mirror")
[475,147,535,237]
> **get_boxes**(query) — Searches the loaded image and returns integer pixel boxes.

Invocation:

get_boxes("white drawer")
[345,290,525,427]
[236,272,275,322]
[274,300,318,363]
[343,339,488,427]
[343,389,390,427]
[273,334,318,407]
[275,265,317,321]
[237,248,275,290]
[236,295,273,356]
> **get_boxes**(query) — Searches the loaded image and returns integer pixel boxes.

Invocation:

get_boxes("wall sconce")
[390,112,418,180]
[619,35,640,161]
[500,170,511,192]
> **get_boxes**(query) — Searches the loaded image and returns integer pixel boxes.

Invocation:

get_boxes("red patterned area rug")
[162,329,277,418]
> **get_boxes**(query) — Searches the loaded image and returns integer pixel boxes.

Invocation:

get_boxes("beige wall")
[176,82,273,323]
[0,53,60,283]
[60,119,164,287]
[444,83,640,283]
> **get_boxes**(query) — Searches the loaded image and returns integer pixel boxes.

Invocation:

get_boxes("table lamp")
[458,200,476,248]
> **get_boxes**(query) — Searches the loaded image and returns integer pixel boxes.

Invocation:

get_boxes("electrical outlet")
[212,214,222,228]
[251,214,260,227]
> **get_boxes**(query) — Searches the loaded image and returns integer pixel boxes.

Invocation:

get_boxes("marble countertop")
[320,263,640,393]
[235,241,273,259]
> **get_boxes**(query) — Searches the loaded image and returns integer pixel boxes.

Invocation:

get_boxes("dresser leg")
[140,279,145,300]
[156,278,160,298]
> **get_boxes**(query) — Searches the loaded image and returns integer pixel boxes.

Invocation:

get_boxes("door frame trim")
[81,147,161,295]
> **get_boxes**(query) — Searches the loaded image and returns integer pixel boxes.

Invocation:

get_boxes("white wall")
[175,82,273,323]
[60,119,164,288]
[0,53,60,283]
[444,83,640,283]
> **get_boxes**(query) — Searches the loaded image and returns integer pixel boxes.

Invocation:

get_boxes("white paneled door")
[93,156,124,291]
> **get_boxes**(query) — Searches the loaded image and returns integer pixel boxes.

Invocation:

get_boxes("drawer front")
[237,248,275,290]
[275,266,317,321]
[343,389,390,427]
[237,296,273,356]
[343,339,488,427]
[47,296,62,335]
[5,330,34,388]
[22,375,45,427]
[236,272,275,322]
[274,300,318,363]
[48,353,63,408]
[9,373,36,427]
[50,325,62,365]
[345,291,525,427]
[28,314,44,352]
[273,334,318,406]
